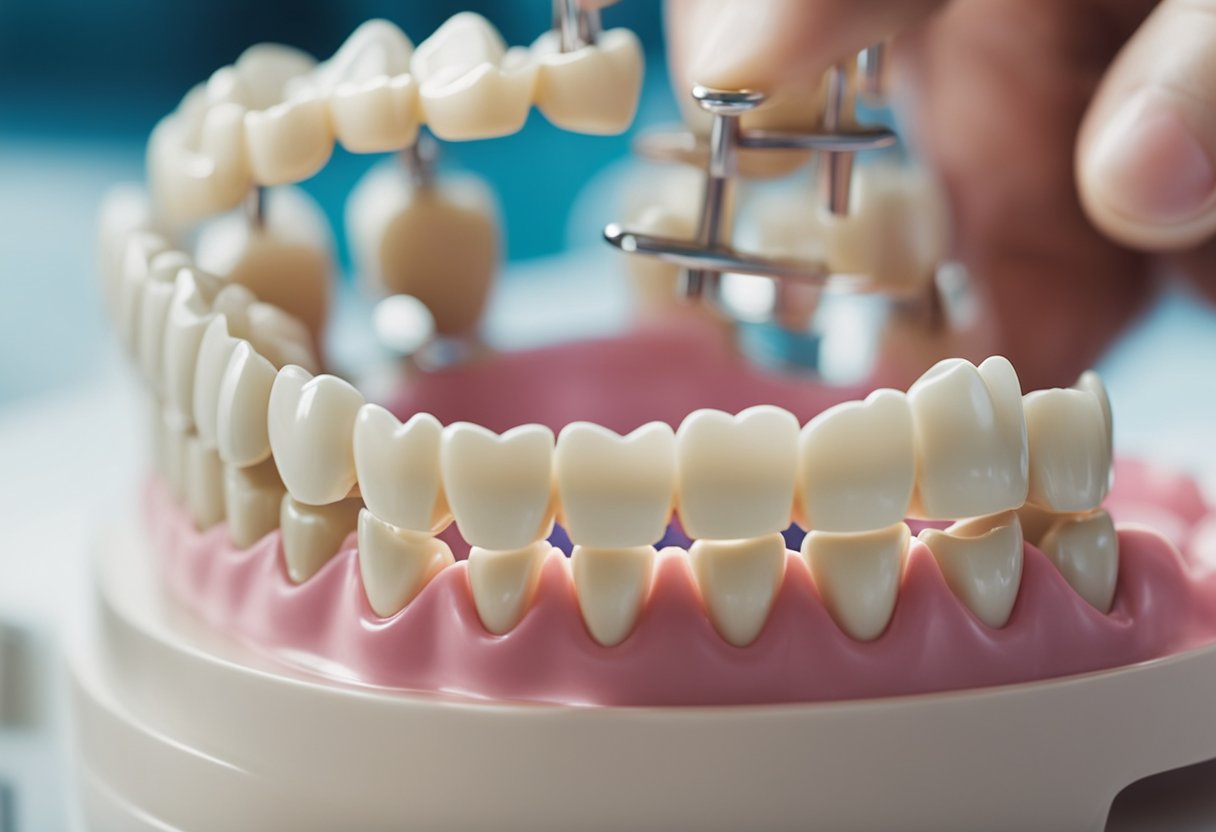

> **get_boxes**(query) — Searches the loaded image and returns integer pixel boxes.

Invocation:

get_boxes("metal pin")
[554,0,598,52]
[402,130,439,190]
[858,43,887,105]
[821,61,856,216]
[244,186,267,230]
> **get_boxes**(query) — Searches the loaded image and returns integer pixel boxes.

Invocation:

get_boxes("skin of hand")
[659,0,1216,390]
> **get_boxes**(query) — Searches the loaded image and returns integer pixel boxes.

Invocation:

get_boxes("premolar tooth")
[440,423,555,550]
[532,28,643,134]
[184,434,225,530]
[467,541,552,635]
[797,389,914,533]
[216,341,277,468]
[1024,388,1112,512]
[268,366,365,506]
[224,458,287,548]
[136,250,192,392]
[676,406,800,540]
[907,357,1029,519]
[353,406,449,534]
[244,95,334,185]
[920,511,1024,629]
[357,510,454,617]
[803,523,908,641]
[555,422,675,548]
[571,545,654,647]
[1039,509,1119,613]
[280,495,362,583]
[689,534,787,647]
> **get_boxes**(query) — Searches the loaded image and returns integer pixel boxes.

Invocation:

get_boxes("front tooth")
[224,458,287,548]
[353,406,450,534]
[136,250,192,392]
[797,389,915,533]
[244,95,334,186]
[268,366,365,506]
[689,534,787,647]
[467,541,552,635]
[555,422,675,548]
[280,495,362,583]
[1024,388,1112,512]
[676,406,800,540]
[357,510,454,617]
[920,510,1024,629]
[193,315,243,448]
[1074,371,1113,456]
[162,268,224,427]
[116,232,171,354]
[803,523,908,641]
[440,423,555,550]
[907,357,1029,520]
[216,341,277,468]
[571,545,655,647]
[184,433,226,530]
[532,28,643,135]
[1039,509,1119,613]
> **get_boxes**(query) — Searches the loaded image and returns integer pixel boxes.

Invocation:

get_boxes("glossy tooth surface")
[803,523,908,641]
[571,545,654,647]
[1075,370,1113,459]
[136,251,192,392]
[798,389,914,533]
[184,434,225,530]
[690,534,787,647]
[920,511,1024,629]
[358,510,454,617]
[268,366,365,506]
[98,185,161,318]
[907,357,1029,520]
[224,458,287,549]
[1039,509,1119,613]
[216,341,278,468]
[353,406,449,534]
[244,95,333,186]
[1024,388,1112,512]
[116,233,172,353]
[162,269,225,428]
[280,495,362,584]
[440,423,555,550]
[193,315,243,448]
[676,406,800,540]
[555,422,675,548]
[532,28,643,134]
[467,541,552,635]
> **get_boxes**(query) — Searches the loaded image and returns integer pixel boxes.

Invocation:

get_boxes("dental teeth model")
[78,8,1216,832]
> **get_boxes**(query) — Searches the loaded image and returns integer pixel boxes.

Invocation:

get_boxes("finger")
[579,0,618,8]
[1078,0,1216,252]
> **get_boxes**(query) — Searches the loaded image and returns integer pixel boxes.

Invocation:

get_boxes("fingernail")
[1090,91,1216,224]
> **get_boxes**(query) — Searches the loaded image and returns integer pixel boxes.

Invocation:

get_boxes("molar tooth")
[224,458,287,548]
[689,534,787,647]
[571,545,655,647]
[184,434,225,530]
[136,251,192,393]
[440,423,555,551]
[907,357,1029,519]
[797,389,914,533]
[216,341,277,468]
[676,406,800,540]
[555,422,675,548]
[803,523,908,641]
[280,495,362,583]
[357,510,454,617]
[467,541,552,635]
[244,95,334,186]
[1039,509,1119,613]
[268,366,365,506]
[353,406,449,534]
[1024,388,1112,512]
[532,28,643,134]
[920,511,1024,629]
[147,100,251,223]
[193,315,243,448]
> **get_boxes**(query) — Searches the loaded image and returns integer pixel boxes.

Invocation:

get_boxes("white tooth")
[193,315,243,448]
[98,185,162,318]
[570,545,654,647]
[440,423,555,550]
[116,232,171,354]
[1074,370,1113,455]
[311,19,414,93]
[184,433,225,530]
[689,534,787,647]
[532,28,643,134]
[467,541,552,635]
[353,405,450,534]
[162,412,190,500]
[1024,388,1112,512]
[907,356,1029,520]
[555,422,675,548]
[357,510,454,617]
[797,389,915,533]
[136,251,192,392]
[147,99,251,223]
[162,268,225,428]
[224,458,287,548]
[280,495,362,584]
[920,510,1024,629]
[245,302,319,371]
[620,204,695,314]
[227,43,317,110]
[676,406,800,540]
[244,95,334,186]
[802,523,908,641]
[216,341,278,468]
[1039,509,1119,613]
[268,366,365,507]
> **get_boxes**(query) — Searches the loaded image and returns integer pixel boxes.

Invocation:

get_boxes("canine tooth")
[907,357,1029,520]
[690,534,787,647]
[555,422,675,548]
[280,495,362,583]
[532,28,643,134]
[803,523,908,641]
[162,269,225,427]
[184,434,226,530]
[467,541,551,635]
[357,510,454,617]
[98,185,162,318]
[193,316,242,448]
[244,95,333,186]
[268,366,365,507]
[920,511,1024,629]
[353,406,449,534]
[571,545,654,647]
[798,389,914,533]
[224,458,287,548]
[135,250,192,392]
[440,423,555,550]
[1024,388,1112,512]
[116,233,171,353]
[676,406,800,540]
[216,341,277,468]
[1039,510,1119,613]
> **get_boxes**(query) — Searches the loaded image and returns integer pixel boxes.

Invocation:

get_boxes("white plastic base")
[69,520,1216,832]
